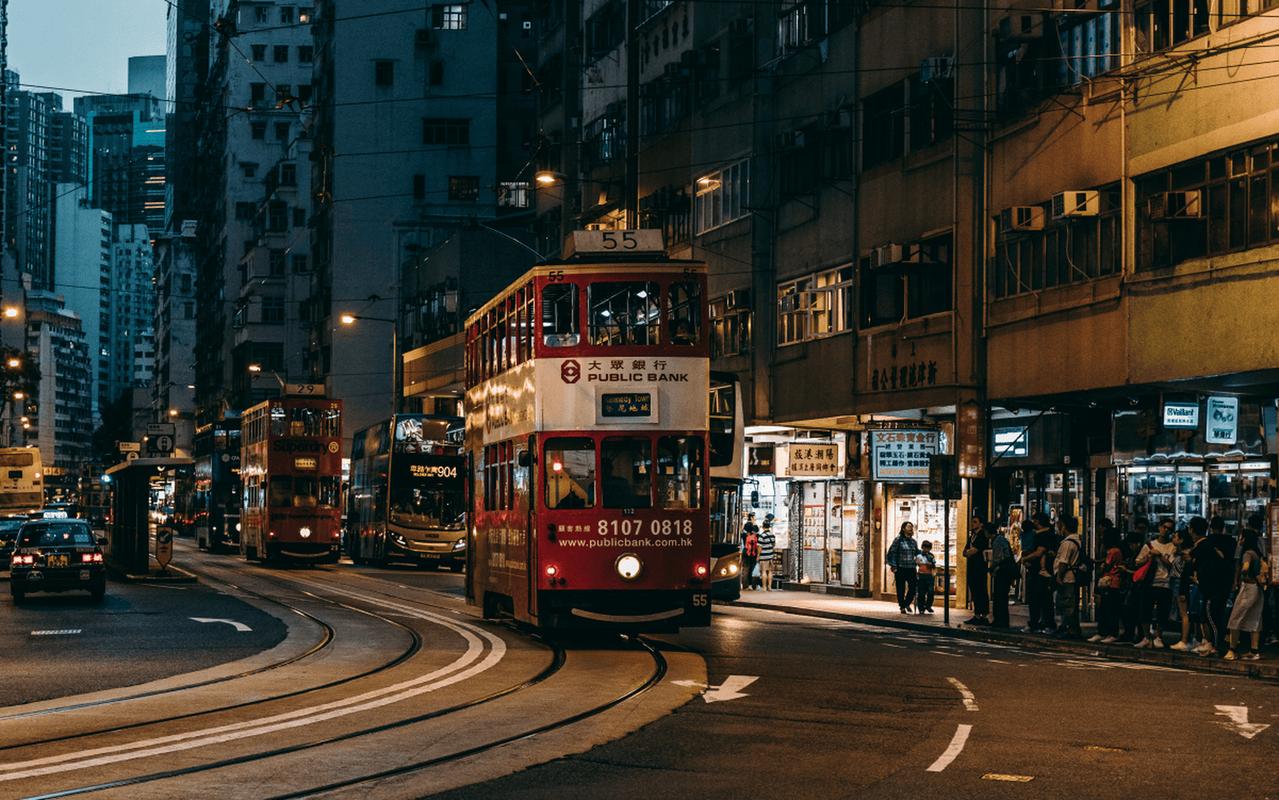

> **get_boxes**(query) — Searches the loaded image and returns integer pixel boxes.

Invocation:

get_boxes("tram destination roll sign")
[871,429,940,482]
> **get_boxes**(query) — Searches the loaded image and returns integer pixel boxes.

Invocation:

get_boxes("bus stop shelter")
[105,457,194,575]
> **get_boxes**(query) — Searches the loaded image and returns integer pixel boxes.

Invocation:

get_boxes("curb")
[108,562,199,584]
[729,599,1279,682]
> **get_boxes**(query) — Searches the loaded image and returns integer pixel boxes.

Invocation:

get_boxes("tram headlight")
[727,563,739,575]
[299,526,312,538]
[615,554,642,581]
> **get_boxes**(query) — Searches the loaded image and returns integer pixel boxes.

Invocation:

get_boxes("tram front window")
[269,476,341,508]
[589,282,660,346]
[657,436,704,509]
[545,438,595,509]
[601,437,652,509]
[541,284,580,347]
[667,281,700,346]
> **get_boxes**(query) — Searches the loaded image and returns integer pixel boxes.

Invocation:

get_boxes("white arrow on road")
[673,675,759,703]
[1214,705,1271,739]
[190,617,252,633]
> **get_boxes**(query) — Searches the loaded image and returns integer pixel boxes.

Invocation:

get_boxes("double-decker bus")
[465,230,712,631]
[0,447,43,514]
[240,397,343,563]
[709,372,745,600]
[193,418,242,552]
[348,414,467,569]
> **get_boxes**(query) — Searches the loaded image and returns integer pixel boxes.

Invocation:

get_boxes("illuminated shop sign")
[992,426,1029,458]
[871,429,939,482]
[1205,396,1239,444]
[1162,402,1199,430]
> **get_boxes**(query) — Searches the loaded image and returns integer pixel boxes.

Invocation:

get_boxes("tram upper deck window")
[667,281,701,345]
[601,437,652,508]
[589,282,660,346]
[657,436,704,509]
[541,283,580,347]
[545,437,595,509]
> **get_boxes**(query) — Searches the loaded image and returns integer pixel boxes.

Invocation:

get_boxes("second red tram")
[240,396,344,563]
[465,231,712,631]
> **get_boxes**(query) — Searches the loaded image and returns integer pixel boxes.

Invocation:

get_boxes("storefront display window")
[883,492,958,597]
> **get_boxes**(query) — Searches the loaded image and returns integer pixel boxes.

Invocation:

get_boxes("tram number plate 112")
[600,392,653,418]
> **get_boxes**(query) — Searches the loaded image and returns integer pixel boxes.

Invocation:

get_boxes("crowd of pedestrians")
[885,509,1273,659]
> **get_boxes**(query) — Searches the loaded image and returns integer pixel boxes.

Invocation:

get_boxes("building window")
[274,122,290,141]
[274,45,290,63]
[1135,141,1279,271]
[1058,13,1120,83]
[429,59,445,86]
[859,234,953,327]
[250,83,266,105]
[279,163,297,186]
[776,0,826,55]
[292,254,309,273]
[709,297,752,357]
[254,7,270,24]
[268,202,288,233]
[448,175,480,202]
[298,45,314,63]
[422,118,470,146]
[993,188,1121,298]
[251,44,267,61]
[293,207,306,227]
[262,296,285,323]
[862,82,905,168]
[694,159,750,235]
[374,59,395,87]
[777,266,854,346]
[431,3,468,30]
[412,174,427,201]
[908,73,953,151]
[297,84,313,103]
[280,6,295,23]
[242,162,258,178]
[498,181,531,209]
[269,249,287,276]
[235,202,257,221]
[1135,0,1210,54]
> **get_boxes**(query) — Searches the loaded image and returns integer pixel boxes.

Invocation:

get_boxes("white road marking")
[1214,705,1272,739]
[880,642,906,649]
[931,650,964,658]
[30,629,81,637]
[189,617,252,632]
[0,584,507,783]
[983,773,1034,782]
[926,724,972,772]
[946,677,979,711]
[987,658,1010,665]
[702,675,758,703]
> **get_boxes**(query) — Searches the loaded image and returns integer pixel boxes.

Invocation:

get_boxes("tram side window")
[657,436,704,509]
[544,437,595,509]
[667,281,701,345]
[542,283,580,347]
[589,282,661,346]
[601,437,652,509]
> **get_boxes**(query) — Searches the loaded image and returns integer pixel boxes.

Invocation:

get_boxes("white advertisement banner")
[1205,396,1239,444]
[871,429,939,482]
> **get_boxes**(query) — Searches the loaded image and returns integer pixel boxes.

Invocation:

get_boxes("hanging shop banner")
[992,425,1030,458]
[1163,401,1200,430]
[871,429,939,482]
[1205,396,1239,444]
[783,443,842,477]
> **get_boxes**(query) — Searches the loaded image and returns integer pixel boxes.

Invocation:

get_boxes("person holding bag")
[1225,528,1269,661]
[989,523,1016,629]
[1090,526,1127,643]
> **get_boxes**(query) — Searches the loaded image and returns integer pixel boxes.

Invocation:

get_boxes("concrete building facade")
[52,183,112,427]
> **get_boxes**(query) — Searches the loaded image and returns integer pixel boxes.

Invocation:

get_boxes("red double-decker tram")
[465,230,712,631]
[240,396,344,564]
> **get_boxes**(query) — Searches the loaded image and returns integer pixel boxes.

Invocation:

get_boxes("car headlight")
[452,539,466,550]
[615,553,642,581]
[389,533,407,546]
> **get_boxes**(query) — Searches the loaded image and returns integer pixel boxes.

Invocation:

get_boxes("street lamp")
[5,358,19,369]
[534,170,562,187]
[337,312,398,413]
[247,364,263,373]
[168,408,179,418]
[2,307,18,319]
[13,392,24,401]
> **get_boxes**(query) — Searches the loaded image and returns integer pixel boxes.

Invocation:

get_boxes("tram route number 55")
[568,229,664,256]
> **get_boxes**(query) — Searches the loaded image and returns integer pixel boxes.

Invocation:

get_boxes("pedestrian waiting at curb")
[1195,516,1237,655]
[1091,523,1126,643]
[1052,515,1085,639]
[915,540,936,614]
[988,523,1015,629]
[1133,517,1177,649]
[1170,527,1199,652]
[1225,526,1269,662]
[757,514,777,591]
[963,515,991,626]
[887,521,920,614]
[1019,512,1058,634]
[741,513,760,592]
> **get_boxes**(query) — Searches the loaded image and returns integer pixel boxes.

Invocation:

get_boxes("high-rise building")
[4,80,65,288]
[127,55,166,102]
[25,291,92,491]
[0,1,8,259]
[105,224,156,412]
[193,0,318,420]
[52,183,111,427]
[151,221,197,455]
[308,0,538,450]
[73,91,166,240]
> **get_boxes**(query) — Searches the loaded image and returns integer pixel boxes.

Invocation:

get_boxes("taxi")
[9,519,106,603]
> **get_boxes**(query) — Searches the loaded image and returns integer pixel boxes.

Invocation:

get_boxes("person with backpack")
[1052,515,1085,639]
[741,512,760,591]
[1019,512,1058,633]
[1225,526,1268,661]
[1194,516,1236,656]
[757,514,777,591]
[988,523,1016,628]
[887,521,921,613]
[1133,517,1177,649]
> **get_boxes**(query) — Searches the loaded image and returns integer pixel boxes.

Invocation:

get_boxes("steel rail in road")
[0,571,425,753]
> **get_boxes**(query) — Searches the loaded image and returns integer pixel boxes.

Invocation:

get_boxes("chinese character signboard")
[871,430,940,482]
[783,443,842,478]
[1205,396,1239,444]
[1163,401,1200,430]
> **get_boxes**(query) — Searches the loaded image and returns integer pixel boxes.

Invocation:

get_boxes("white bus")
[0,447,44,513]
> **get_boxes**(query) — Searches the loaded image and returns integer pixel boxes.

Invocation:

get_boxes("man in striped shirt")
[758,514,777,591]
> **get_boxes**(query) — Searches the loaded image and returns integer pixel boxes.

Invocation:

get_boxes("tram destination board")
[600,391,653,418]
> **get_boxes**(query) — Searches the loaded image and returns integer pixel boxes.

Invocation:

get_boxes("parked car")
[0,517,24,565]
[10,519,106,603]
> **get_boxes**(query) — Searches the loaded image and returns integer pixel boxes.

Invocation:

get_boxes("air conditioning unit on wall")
[1148,190,1203,220]
[1051,190,1100,219]
[1000,206,1046,233]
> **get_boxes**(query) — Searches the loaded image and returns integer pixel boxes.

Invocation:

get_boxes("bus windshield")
[269,476,341,509]
[390,484,465,529]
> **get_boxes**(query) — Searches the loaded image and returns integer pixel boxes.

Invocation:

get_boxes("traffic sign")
[155,527,174,571]
[125,451,139,462]
[152,434,175,454]
[118,441,141,453]
[146,422,176,437]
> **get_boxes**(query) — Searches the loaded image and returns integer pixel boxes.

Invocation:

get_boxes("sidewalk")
[728,588,1279,682]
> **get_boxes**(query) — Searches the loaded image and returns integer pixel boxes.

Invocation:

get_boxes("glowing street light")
[2,307,18,319]
[5,358,19,369]
[247,364,263,373]
[339,313,357,325]
[12,391,24,400]
[535,170,561,186]
[168,409,179,418]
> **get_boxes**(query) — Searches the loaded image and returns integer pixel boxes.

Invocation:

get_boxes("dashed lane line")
[926,724,972,772]
[946,677,979,712]
[30,630,81,637]
[983,773,1035,782]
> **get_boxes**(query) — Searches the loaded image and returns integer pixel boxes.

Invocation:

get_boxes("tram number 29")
[596,519,694,536]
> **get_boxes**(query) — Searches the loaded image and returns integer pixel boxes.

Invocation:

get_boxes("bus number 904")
[597,519,694,536]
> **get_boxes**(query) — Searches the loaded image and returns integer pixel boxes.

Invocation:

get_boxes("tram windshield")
[269,476,342,509]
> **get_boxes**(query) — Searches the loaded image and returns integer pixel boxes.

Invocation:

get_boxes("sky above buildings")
[9,0,166,109]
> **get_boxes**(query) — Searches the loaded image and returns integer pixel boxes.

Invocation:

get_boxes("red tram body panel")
[465,235,711,631]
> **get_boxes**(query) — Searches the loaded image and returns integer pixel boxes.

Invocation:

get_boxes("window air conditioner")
[1000,205,1046,233]
[1148,190,1203,220]
[920,55,955,83]
[1051,190,1100,219]
[727,288,751,309]
[870,243,904,268]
